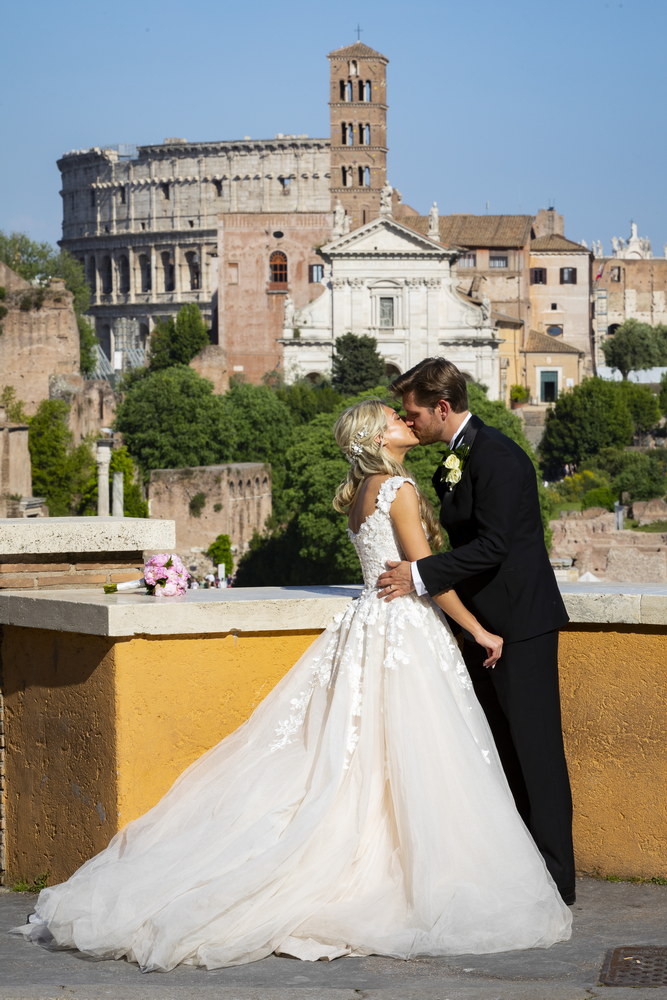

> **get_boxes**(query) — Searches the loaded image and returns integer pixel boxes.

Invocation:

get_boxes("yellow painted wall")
[2,621,665,885]
[560,626,667,879]
[113,631,319,826]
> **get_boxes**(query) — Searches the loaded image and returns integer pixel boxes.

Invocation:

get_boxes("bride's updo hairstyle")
[332,399,442,547]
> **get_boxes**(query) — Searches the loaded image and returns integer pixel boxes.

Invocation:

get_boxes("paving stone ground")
[1,877,666,1000]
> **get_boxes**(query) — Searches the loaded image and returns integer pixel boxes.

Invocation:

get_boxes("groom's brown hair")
[391,357,469,412]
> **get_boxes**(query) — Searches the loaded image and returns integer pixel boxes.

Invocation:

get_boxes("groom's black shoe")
[559,887,576,905]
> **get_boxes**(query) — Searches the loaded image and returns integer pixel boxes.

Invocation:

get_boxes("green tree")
[275,380,342,425]
[28,400,95,515]
[113,366,231,475]
[616,381,660,438]
[540,378,634,476]
[0,385,29,423]
[658,372,667,418]
[582,447,667,503]
[219,382,296,518]
[148,304,209,371]
[601,319,660,379]
[206,534,234,575]
[77,315,98,377]
[331,333,387,395]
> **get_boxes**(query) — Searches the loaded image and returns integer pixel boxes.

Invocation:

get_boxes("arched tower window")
[358,166,371,188]
[269,251,288,286]
[342,166,353,187]
[364,80,372,101]
[360,124,371,145]
[349,60,358,76]
[340,80,352,101]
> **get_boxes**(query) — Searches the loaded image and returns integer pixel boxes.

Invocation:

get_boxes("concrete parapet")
[0,583,665,885]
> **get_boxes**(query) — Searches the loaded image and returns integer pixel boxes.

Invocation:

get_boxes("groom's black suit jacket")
[416,415,568,643]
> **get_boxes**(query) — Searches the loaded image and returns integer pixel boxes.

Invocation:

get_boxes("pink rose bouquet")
[104,553,189,595]
[142,553,189,596]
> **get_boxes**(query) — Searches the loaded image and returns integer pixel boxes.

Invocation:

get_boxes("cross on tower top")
[355,24,363,41]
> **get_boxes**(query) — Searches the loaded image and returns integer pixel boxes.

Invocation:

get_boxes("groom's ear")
[435,399,450,421]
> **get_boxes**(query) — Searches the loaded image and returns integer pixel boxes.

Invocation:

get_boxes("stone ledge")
[0,583,664,638]
[0,517,175,555]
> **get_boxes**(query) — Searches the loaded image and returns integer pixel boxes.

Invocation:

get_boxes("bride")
[14,399,571,971]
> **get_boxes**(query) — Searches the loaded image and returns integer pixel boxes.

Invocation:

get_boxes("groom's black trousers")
[462,631,576,896]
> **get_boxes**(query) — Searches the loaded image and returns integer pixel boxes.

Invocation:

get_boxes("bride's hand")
[472,628,503,668]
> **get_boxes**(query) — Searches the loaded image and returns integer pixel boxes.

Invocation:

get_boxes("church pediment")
[322,217,453,258]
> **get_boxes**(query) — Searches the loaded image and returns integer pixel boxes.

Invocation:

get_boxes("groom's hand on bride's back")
[377,561,415,601]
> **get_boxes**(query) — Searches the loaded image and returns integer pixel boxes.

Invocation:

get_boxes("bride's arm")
[389,483,503,667]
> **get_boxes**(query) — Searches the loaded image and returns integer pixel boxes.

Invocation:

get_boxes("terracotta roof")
[522,329,583,354]
[442,214,533,248]
[327,42,388,61]
[403,214,533,248]
[531,234,590,253]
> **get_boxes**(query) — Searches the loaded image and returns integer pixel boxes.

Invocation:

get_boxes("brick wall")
[0,552,144,590]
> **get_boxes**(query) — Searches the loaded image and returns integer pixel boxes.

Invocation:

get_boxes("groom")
[377,357,576,904]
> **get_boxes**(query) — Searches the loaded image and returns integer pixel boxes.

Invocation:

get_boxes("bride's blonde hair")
[332,398,442,547]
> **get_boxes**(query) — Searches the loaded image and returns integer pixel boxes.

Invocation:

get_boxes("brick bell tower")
[328,42,388,231]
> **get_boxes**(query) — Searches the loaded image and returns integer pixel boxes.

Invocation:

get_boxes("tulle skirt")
[14,591,571,970]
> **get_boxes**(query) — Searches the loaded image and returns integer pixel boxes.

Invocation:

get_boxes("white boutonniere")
[439,444,470,490]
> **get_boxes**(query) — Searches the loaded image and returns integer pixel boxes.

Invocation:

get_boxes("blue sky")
[3,0,666,256]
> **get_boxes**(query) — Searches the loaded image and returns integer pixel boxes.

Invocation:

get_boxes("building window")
[342,165,353,187]
[551,302,558,310]
[530,267,547,284]
[489,254,508,268]
[87,257,97,294]
[185,251,200,291]
[101,256,112,295]
[458,252,477,268]
[118,255,130,294]
[349,60,358,76]
[547,325,563,337]
[360,123,370,145]
[279,176,291,194]
[607,323,620,336]
[611,266,621,282]
[340,80,352,101]
[269,250,288,285]
[119,187,126,205]
[90,188,96,207]
[560,267,577,284]
[358,165,371,187]
[540,371,559,403]
[363,80,372,101]
[309,264,324,283]
[161,252,175,292]
[160,182,170,201]
[379,297,395,328]
[139,254,151,293]
[213,179,223,197]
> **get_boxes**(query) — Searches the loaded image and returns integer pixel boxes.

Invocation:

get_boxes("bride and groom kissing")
[14,356,575,970]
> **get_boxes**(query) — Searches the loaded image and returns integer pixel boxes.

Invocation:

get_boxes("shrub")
[189,492,207,517]
[581,486,615,511]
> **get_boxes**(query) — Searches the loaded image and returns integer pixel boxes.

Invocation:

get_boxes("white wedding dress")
[15,477,571,971]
